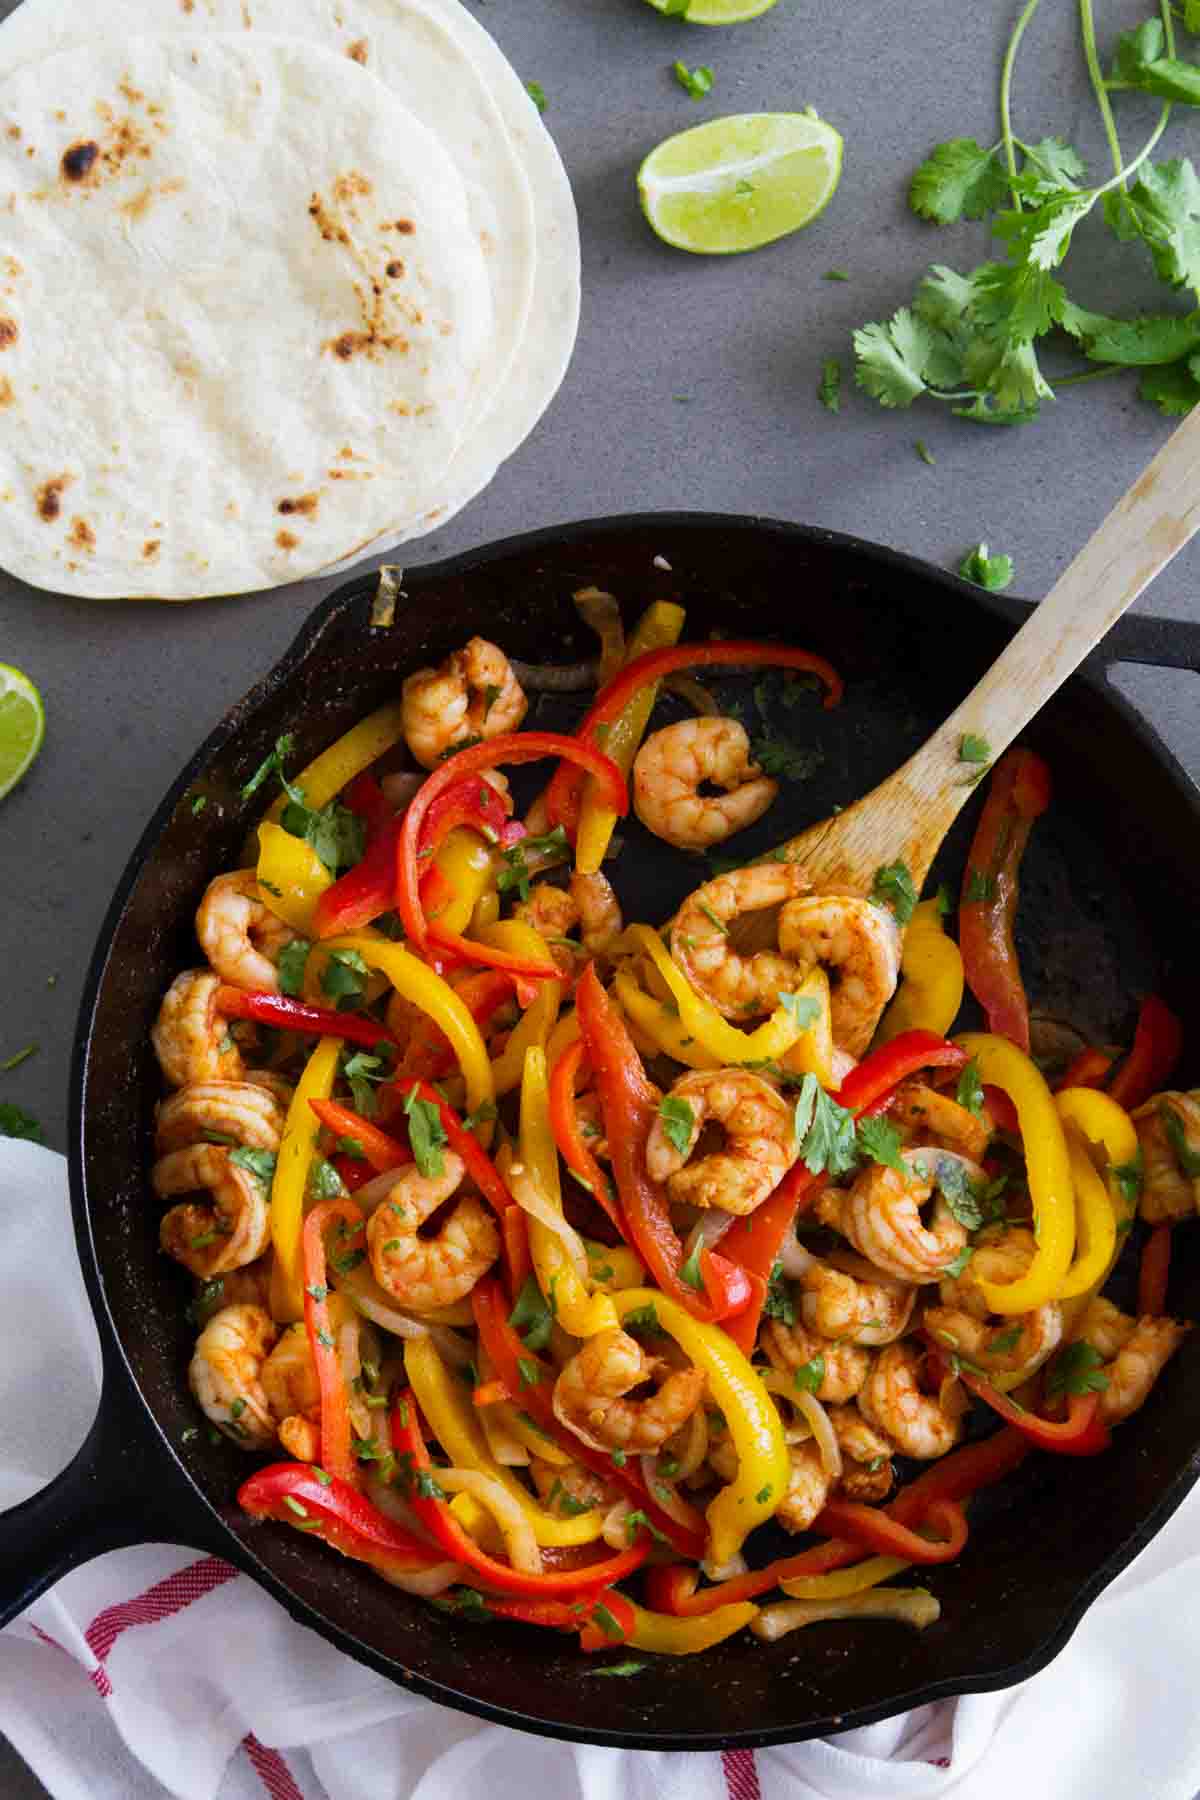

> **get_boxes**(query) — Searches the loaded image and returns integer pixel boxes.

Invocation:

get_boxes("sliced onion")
[348,1167,410,1216]
[639,1454,708,1536]
[756,1370,815,1446]
[791,1388,842,1481]
[660,1406,708,1484]
[662,673,719,716]
[572,586,624,682]
[333,1262,474,1366]
[509,658,600,692]
[379,771,424,812]
[508,1161,590,1287]
[702,1550,748,1583]
[681,1207,736,1269]
[778,1236,818,1279]
[602,1498,633,1551]
[478,1401,530,1469]
[435,1468,543,1575]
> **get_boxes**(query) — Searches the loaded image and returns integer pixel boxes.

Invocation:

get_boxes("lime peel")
[638,110,843,255]
[0,663,45,802]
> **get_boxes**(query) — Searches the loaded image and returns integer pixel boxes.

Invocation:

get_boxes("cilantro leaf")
[956,1057,984,1118]
[959,733,992,765]
[1118,159,1200,294]
[1139,357,1200,416]
[943,1244,974,1279]
[241,733,296,801]
[402,1084,448,1178]
[1113,1148,1144,1207]
[496,826,570,900]
[228,1147,277,1187]
[751,736,823,782]
[870,860,918,925]
[526,80,547,113]
[763,1259,797,1326]
[624,1302,663,1336]
[908,137,1010,225]
[856,1115,905,1173]
[281,795,364,876]
[1058,299,1200,367]
[625,1509,669,1545]
[1162,1101,1200,1177]
[0,1103,44,1143]
[509,1274,555,1352]
[853,308,944,408]
[793,1073,858,1176]
[584,1660,648,1678]
[958,543,1014,591]
[818,357,842,413]
[277,937,311,997]
[659,1095,695,1157]
[793,1354,825,1392]
[1110,20,1200,106]
[915,438,936,465]
[320,947,369,1012]
[964,869,998,904]
[928,1154,984,1229]
[308,1157,348,1201]
[673,60,714,100]
[779,992,820,1032]
[1047,1340,1109,1398]
[679,1241,706,1291]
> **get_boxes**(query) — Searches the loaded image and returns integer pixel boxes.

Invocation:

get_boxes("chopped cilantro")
[341,1048,389,1118]
[229,1147,277,1187]
[754,1484,773,1505]
[943,1244,974,1279]
[856,1115,905,1173]
[584,1659,648,1678]
[698,901,729,935]
[320,947,369,1011]
[0,1044,37,1072]
[658,1095,695,1157]
[277,937,312,997]
[623,1302,663,1336]
[763,1259,797,1327]
[496,826,569,900]
[308,1157,348,1201]
[526,79,547,112]
[819,358,842,413]
[510,1274,555,1352]
[793,1354,825,1393]
[959,733,993,766]
[870,860,918,925]
[1047,1340,1109,1398]
[625,1509,668,1545]
[956,1057,984,1118]
[914,438,936,465]
[959,544,1014,593]
[336,1135,366,1161]
[517,1357,542,1390]
[779,992,820,1032]
[402,1083,448,1178]
[0,1103,43,1143]
[673,60,714,100]
[416,1469,448,1500]
[792,1073,858,1176]
[240,733,296,801]
[679,1241,706,1291]
[1113,1148,1144,1207]
[1162,1102,1200,1177]
[964,869,997,905]
[930,1154,984,1230]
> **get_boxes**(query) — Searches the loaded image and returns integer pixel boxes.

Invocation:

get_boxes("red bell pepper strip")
[548,1037,625,1235]
[930,1343,1111,1456]
[309,1098,413,1174]
[543,642,843,836]
[238,1462,442,1575]
[1053,1047,1116,1094]
[344,772,392,842]
[982,1084,1020,1135]
[575,963,748,1323]
[302,1197,366,1486]
[390,1396,651,1597]
[888,1425,1029,1524]
[426,921,560,985]
[216,987,400,1056]
[396,733,627,955]
[331,1153,376,1193]
[1107,995,1184,1111]
[1139,1222,1172,1315]
[464,1590,635,1651]
[471,1277,704,1558]
[722,1030,968,1353]
[812,1497,969,1563]
[314,816,403,938]
[501,1206,533,1307]
[417,774,521,858]
[577,1590,638,1653]
[386,1079,516,1220]
[958,748,1052,1052]
[399,969,514,1083]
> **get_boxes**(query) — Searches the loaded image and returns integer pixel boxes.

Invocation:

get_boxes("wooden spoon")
[775,405,1200,898]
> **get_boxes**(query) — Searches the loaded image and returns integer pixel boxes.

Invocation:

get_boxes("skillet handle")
[0,1365,227,1630]
[977,592,1200,674]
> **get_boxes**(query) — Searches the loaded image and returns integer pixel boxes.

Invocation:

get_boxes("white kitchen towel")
[2,1138,1198,1800]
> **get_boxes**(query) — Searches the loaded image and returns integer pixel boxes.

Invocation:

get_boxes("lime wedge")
[0,664,45,801]
[644,0,780,21]
[639,110,843,254]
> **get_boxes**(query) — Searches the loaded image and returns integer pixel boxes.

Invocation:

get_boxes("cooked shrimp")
[798,1251,917,1347]
[529,1458,620,1513]
[553,1327,705,1453]
[671,862,812,1020]
[401,636,527,769]
[775,1441,833,1534]
[777,895,902,1057]
[1070,1294,1135,1359]
[155,1081,286,1157]
[190,1259,272,1329]
[196,871,295,993]
[1100,1315,1189,1424]
[761,1317,871,1403]
[1134,1091,1200,1223]
[188,1303,278,1449]
[151,969,243,1087]
[817,1149,971,1283]
[633,718,778,851]
[645,1068,797,1214]
[513,882,581,977]
[366,1151,500,1311]
[154,1143,273,1276]
[571,870,624,957]
[858,1342,964,1460]
[925,1225,1063,1381]
[259,1292,369,1463]
[830,1405,895,1502]
[891,1081,991,1161]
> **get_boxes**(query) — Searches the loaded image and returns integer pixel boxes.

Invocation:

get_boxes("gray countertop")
[2,0,1199,1791]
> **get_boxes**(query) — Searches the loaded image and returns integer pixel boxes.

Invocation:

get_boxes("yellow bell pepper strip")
[401,1336,606,1548]
[778,967,835,1087]
[496,1401,572,1466]
[261,701,407,828]
[584,1240,646,1293]
[449,1490,504,1553]
[1054,1085,1139,1319]
[320,932,495,1128]
[613,969,722,1070]
[575,601,686,875]
[478,921,563,1096]
[546,1006,582,1070]
[472,888,501,933]
[878,899,964,1042]
[611,1289,789,1568]
[627,924,810,1066]
[954,1032,1075,1313]
[622,1599,759,1656]
[425,828,496,936]
[520,1046,618,1338]
[780,1555,911,1600]
[1056,1130,1118,1300]
[255,821,333,935]
[269,1034,342,1322]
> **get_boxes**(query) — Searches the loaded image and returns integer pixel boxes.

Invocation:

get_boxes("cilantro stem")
[1000,0,1045,204]
[1051,362,1128,388]
[1079,0,1126,187]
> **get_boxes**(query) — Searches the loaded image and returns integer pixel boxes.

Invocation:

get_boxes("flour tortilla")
[0,34,495,597]
[0,0,580,572]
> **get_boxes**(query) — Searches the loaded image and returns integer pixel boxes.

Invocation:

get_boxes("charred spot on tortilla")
[334,171,371,203]
[278,493,319,517]
[389,219,415,234]
[0,379,15,408]
[35,474,72,521]
[276,529,300,551]
[0,318,18,350]
[346,39,369,65]
[68,515,96,553]
[6,126,20,142]
[143,539,161,560]
[308,195,350,247]
[61,140,100,184]
[386,260,405,279]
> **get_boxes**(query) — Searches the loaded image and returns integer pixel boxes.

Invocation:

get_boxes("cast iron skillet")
[4,514,1200,1751]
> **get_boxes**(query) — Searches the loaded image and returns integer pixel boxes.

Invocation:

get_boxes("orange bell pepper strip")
[1054,1046,1116,1093]
[548,1036,624,1233]
[237,1463,444,1578]
[301,1197,366,1486]
[1107,995,1184,1111]
[812,1498,969,1564]
[958,748,1051,1052]
[308,1098,412,1173]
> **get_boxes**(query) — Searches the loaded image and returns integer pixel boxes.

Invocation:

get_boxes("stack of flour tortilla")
[0,0,579,599]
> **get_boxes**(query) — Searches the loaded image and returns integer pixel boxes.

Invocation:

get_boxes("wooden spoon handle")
[874,401,1200,883]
